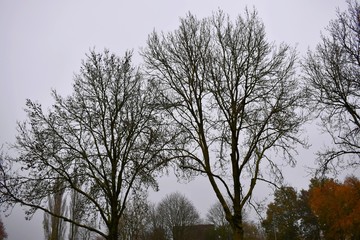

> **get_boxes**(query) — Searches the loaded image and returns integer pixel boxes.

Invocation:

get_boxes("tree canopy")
[303,0,360,173]
[262,176,360,240]
[156,192,201,240]
[309,176,360,239]
[0,50,171,240]
[143,9,307,240]
[262,186,302,240]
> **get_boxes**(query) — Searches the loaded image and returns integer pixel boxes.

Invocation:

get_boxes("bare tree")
[43,179,67,240]
[142,9,307,240]
[0,50,171,240]
[303,0,360,174]
[118,191,150,240]
[207,200,231,228]
[207,201,264,240]
[206,201,232,239]
[156,192,201,240]
[145,203,167,240]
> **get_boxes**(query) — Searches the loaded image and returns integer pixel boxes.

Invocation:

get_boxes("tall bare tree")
[0,50,171,240]
[303,0,360,173]
[143,9,307,240]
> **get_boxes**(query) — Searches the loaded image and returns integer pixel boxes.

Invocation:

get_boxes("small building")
[173,224,216,240]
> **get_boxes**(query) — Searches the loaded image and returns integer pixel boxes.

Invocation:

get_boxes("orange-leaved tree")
[309,176,360,240]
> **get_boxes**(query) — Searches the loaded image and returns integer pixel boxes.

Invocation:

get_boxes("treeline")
[110,176,360,240]
[57,175,360,240]
[0,1,359,240]
[95,192,265,240]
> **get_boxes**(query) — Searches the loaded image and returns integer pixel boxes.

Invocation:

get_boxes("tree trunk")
[107,223,119,240]
[231,218,244,240]
[50,221,59,240]
[232,227,244,240]
[107,200,120,240]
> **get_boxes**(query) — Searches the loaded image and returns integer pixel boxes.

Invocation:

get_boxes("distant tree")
[118,191,150,240]
[297,189,321,240]
[243,221,265,240]
[0,217,7,240]
[302,0,360,173]
[309,176,360,239]
[0,50,171,240]
[0,155,6,240]
[262,186,301,240]
[145,203,167,240]
[206,201,264,240]
[156,192,200,240]
[206,201,230,228]
[206,201,232,239]
[143,8,306,240]
[43,179,67,240]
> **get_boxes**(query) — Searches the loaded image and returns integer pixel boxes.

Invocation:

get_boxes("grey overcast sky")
[0,1,353,239]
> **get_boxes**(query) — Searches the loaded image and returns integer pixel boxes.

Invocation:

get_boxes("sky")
[0,1,353,239]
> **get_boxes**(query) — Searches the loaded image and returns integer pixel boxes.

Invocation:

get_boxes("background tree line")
[98,191,265,240]
[0,0,359,239]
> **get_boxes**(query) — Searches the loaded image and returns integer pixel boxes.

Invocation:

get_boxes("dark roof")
[173,224,216,240]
